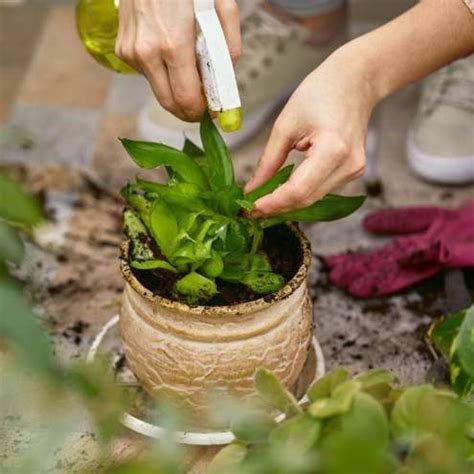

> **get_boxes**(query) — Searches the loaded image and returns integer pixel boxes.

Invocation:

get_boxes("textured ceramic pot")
[119,224,313,423]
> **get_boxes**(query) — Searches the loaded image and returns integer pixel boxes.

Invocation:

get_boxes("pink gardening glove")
[325,201,474,298]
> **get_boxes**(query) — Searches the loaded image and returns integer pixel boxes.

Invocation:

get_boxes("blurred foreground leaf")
[0,172,44,227]
[255,368,302,418]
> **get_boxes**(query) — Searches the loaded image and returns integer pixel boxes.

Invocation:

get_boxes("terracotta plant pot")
[119,223,313,425]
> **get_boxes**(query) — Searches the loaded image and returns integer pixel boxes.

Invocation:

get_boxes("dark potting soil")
[131,224,303,306]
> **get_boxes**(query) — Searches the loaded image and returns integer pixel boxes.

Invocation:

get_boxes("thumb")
[244,120,294,193]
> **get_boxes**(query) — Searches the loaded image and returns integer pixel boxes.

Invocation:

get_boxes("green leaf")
[0,221,24,266]
[449,347,474,397]
[121,186,152,228]
[261,194,366,228]
[214,221,249,260]
[172,240,213,271]
[0,172,44,227]
[0,279,59,378]
[199,252,224,278]
[307,368,349,402]
[174,272,217,304]
[309,379,362,419]
[430,310,466,358]
[220,253,280,294]
[243,271,284,295]
[205,185,243,216]
[319,393,392,474]
[182,137,204,157]
[429,306,474,397]
[235,198,254,212]
[149,200,178,260]
[390,382,474,469]
[231,409,277,445]
[355,368,397,388]
[268,414,321,454]
[200,111,234,189]
[134,179,207,212]
[123,209,155,262]
[130,259,177,272]
[255,368,302,418]
[456,305,474,383]
[205,443,247,474]
[182,138,209,178]
[123,208,148,239]
[244,165,294,203]
[390,385,456,440]
[120,138,208,189]
[220,254,271,283]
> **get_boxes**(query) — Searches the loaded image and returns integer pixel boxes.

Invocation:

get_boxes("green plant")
[120,112,365,304]
[428,304,474,397]
[208,367,474,474]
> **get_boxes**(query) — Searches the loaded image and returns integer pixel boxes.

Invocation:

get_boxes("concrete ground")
[1,0,473,472]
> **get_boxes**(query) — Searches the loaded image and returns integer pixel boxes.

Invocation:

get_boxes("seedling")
[121,112,365,304]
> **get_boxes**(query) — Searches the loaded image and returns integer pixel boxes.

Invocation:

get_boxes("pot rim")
[119,222,312,316]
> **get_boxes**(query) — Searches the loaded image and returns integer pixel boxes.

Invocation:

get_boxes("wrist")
[328,40,382,109]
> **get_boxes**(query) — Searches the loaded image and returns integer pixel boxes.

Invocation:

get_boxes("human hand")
[115,0,241,122]
[245,48,376,218]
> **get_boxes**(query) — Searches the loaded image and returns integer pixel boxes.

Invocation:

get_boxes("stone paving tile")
[2,104,100,165]
[104,74,151,115]
[17,5,113,110]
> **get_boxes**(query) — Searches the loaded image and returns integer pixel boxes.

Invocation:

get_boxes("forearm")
[337,0,474,106]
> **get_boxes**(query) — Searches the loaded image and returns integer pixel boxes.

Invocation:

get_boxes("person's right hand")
[115,0,241,122]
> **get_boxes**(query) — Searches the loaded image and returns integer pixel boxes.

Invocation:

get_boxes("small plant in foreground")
[121,112,365,304]
[207,367,474,474]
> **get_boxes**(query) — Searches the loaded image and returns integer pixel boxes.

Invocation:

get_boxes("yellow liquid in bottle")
[76,0,242,132]
[76,0,134,74]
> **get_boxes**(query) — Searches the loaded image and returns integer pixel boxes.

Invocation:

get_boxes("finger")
[252,158,338,217]
[215,0,242,64]
[115,0,142,72]
[244,120,294,193]
[159,17,206,122]
[253,137,364,217]
[167,55,207,121]
[252,136,343,216]
[141,58,188,120]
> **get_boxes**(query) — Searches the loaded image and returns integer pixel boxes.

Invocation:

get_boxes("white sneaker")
[138,2,346,149]
[406,55,474,185]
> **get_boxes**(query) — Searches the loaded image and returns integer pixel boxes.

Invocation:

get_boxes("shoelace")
[420,55,474,115]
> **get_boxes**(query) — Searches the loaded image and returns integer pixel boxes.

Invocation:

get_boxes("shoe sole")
[406,131,474,185]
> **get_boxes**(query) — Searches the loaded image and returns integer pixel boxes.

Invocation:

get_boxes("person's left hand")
[245,47,375,218]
